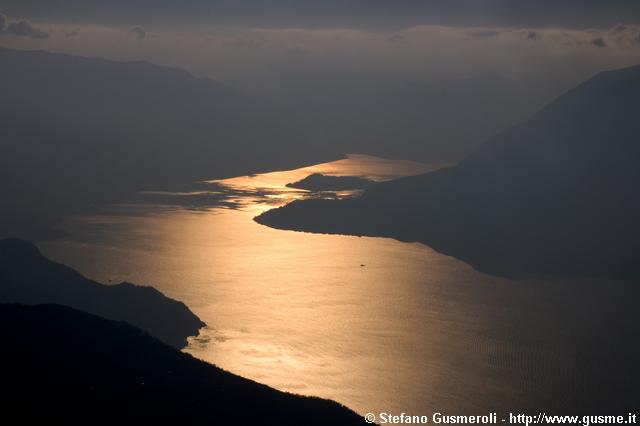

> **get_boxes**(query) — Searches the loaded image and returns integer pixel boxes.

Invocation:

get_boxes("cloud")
[0,13,49,38]
[2,19,640,96]
[286,47,310,59]
[226,38,262,49]
[129,26,146,39]
[387,34,405,44]
[3,0,640,31]
[467,29,500,38]
[605,23,640,46]
[591,37,607,48]
[612,24,628,33]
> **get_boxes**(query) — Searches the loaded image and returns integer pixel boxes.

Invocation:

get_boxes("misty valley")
[1,3,640,424]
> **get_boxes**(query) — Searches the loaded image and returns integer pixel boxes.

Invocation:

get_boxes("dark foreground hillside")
[0,238,204,348]
[0,303,366,425]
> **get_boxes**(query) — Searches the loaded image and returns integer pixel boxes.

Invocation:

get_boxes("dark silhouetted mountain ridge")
[1,303,366,425]
[256,64,640,280]
[286,173,373,191]
[0,238,204,347]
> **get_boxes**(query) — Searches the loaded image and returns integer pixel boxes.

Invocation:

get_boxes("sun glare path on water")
[36,153,624,416]
[205,154,446,213]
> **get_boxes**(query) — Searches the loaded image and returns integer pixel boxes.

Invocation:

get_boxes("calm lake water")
[39,155,639,416]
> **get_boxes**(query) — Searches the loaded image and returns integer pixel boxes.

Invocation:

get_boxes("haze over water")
[39,155,638,416]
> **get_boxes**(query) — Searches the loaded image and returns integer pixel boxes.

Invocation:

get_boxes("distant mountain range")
[257,64,640,280]
[251,70,552,161]
[0,47,330,239]
[0,47,551,240]
[1,303,366,425]
[0,238,203,347]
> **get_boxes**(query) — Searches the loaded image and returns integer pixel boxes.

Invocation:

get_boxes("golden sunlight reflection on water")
[38,154,637,415]
[207,154,443,214]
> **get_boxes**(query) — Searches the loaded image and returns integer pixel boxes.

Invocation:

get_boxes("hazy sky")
[3,1,640,29]
[1,1,640,90]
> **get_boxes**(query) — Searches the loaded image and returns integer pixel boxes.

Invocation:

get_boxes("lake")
[39,154,639,416]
